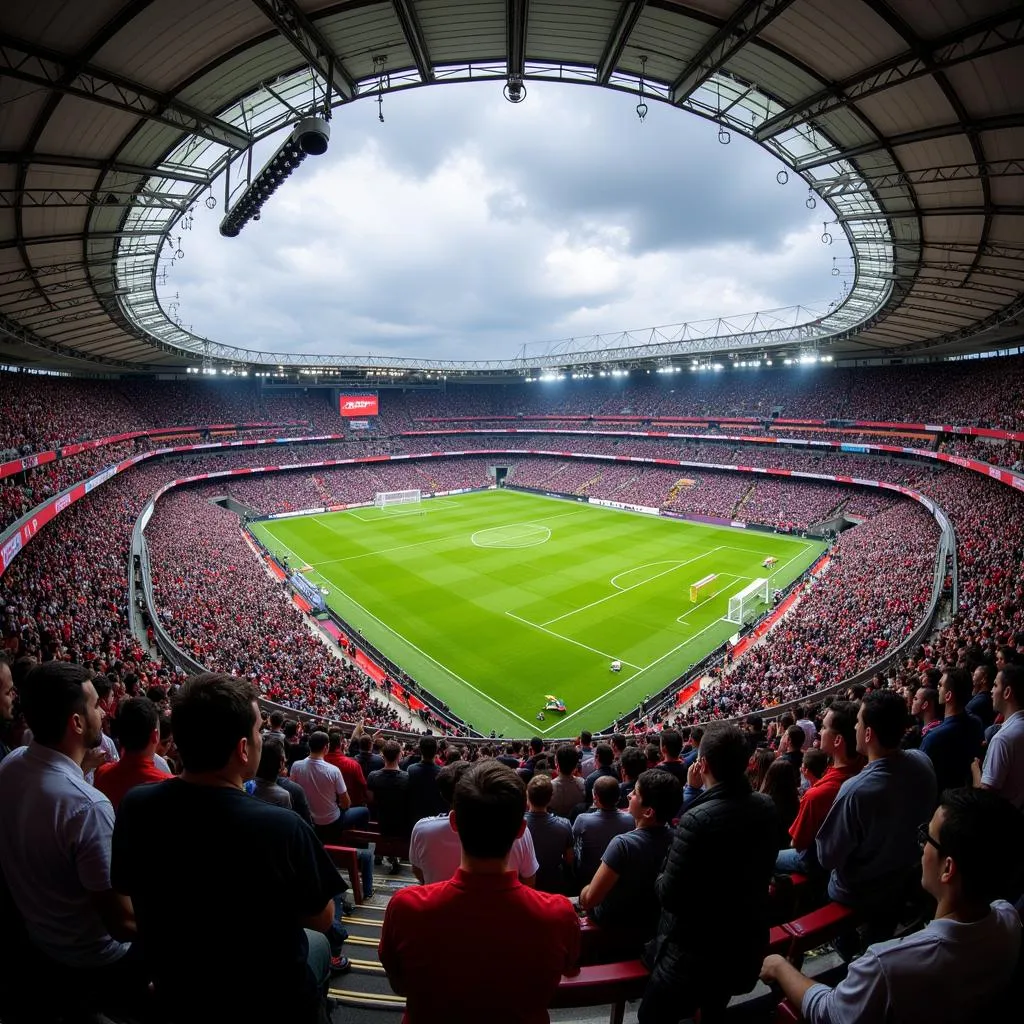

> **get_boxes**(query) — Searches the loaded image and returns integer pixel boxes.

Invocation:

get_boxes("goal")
[374,489,422,510]
[689,573,718,603]
[725,577,770,625]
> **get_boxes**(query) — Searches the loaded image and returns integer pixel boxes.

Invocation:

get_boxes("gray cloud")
[165,81,848,362]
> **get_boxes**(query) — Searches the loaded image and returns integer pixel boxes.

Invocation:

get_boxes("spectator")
[289,730,371,844]
[250,736,293,810]
[583,742,618,804]
[325,729,369,809]
[366,740,411,873]
[795,704,818,749]
[618,744,650,808]
[577,730,596,775]
[407,735,445,823]
[761,788,1024,1024]
[816,692,937,937]
[655,730,688,786]
[266,710,285,741]
[579,768,680,937]
[760,760,801,849]
[379,761,580,1022]
[0,653,15,762]
[112,673,344,1023]
[777,701,862,876]
[640,724,778,1024]
[903,685,942,749]
[974,663,1024,809]
[966,664,995,729]
[748,747,776,791]
[93,697,172,811]
[0,662,145,1014]
[409,761,539,886]
[550,743,585,818]
[524,774,573,895]
[799,748,829,794]
[921,668,984,794]
[356,732,385,777]
[572,775,634,887]
[283,719,309,769]
[778,725,806,770]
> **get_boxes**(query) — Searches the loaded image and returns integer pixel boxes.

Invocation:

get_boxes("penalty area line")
[504,611,642,670]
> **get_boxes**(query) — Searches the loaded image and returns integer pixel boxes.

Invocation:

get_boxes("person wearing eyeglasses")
[760,787,1024,1023]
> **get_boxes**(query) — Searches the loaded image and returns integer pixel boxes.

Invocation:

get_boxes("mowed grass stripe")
[250,490,825,734]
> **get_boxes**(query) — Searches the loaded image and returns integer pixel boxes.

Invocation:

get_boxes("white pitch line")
[673,574,749,623]
[316,534,454,566]
[504,611,642,669]
[540,546,725,628]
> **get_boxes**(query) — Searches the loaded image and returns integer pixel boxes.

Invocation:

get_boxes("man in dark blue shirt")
[966,664,995,729]
[922,668,984,794]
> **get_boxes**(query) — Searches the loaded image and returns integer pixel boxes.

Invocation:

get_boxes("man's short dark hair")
[327,729,343,752]
[594,743,614,768]
[659,729,683,759]
[699,723,749,785]
[307,731,329,754]
[593,775,620,809]
[579,730,592,745]
[801,748,829,780]
[420,735,438,760]
[942,668,973,710]
[171,673,259,774]
[19,661,91,746]
[860,690,909,749]
[268,710,284,729]
[382,740,401,763]
[527,773,553,808]
[795,705,809,720]
[620,745,649,782]
[825,700,858,753]
[635,769,681,824]
[937,788,1024,905]
[556,744,578,774]
[437,760,472,806]
[744,714,763,734]
[530,737,543,754]
[282,719,298,739]
[113,697,159,753]
[785,725,805,753]
[918,687,939,712]
[93,675,113,700]
[256,737,286,782]
[611,733,627,752]
[1000,663,1023,704]
[453,761,527,860]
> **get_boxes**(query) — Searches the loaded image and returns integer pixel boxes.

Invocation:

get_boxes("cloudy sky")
[164,83,850,362]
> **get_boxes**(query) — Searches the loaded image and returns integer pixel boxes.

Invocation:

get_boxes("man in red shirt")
[94,697,171,811]
[775,701,861,876]
[379,760,580,1023]
[325,729,368,809]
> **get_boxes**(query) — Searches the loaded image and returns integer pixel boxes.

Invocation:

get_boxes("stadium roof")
[0,0,1022,376]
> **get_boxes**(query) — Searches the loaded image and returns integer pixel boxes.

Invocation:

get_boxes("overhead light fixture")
[219,116,330,237]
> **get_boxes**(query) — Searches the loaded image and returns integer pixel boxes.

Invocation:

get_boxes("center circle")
[471,524,552,549]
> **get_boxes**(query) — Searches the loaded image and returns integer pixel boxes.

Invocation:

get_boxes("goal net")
[725,577,770,625]
[689,573,718,603]
[374,489,422,509]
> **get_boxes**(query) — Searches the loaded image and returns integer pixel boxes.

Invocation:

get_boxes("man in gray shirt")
[572,775,633,886]
[817,691,936,930]
[974,663,1024,809]
[524,774,573,893]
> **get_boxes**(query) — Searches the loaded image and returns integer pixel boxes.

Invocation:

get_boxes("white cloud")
[164,82,851,361]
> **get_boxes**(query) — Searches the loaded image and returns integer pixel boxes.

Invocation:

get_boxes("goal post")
[725,577,770,625]
[689,573,718,603]
[374,489,422,509]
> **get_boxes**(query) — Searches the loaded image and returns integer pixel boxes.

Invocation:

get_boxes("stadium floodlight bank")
[725,577,770,625]
[374,489,422,509]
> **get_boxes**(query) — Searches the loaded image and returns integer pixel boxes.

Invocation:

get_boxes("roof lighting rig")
[219,116,330,237]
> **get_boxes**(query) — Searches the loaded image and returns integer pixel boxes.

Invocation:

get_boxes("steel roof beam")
[597,2,645,85]
[836,206,1024,222]
[507,0,529,78]
[0,33,251,150]
[811,159,1024,198]
[669,0,796,106]
[755,8,1024,141]
[0,189,190,211]
[794,115,1024,172]
[249,0,356,102]
[392,0,434,83]
[0,151,212,185]
[1,230,166,251]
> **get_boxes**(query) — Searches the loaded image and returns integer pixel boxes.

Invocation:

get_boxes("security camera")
[293,116,330,156]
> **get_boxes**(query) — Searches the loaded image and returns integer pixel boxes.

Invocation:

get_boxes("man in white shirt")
[289,730,370,844]
[973,663,1024,810]
[761,787,1024,1024]
[410,761,539,886]
[0,662,146,1016]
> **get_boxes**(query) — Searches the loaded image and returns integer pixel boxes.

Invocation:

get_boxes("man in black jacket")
[639,723,778,1024]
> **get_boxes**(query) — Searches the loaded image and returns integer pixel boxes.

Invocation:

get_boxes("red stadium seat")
[336,828,410,862]
[783,902,858,962]
[578,917,650,965]
[550,959,649,1024]
[323,845,364,904]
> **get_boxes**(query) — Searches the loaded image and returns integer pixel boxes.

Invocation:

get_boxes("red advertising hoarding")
[339,394,378,418]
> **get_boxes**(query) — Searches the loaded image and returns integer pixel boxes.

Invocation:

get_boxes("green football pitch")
[249,489,825,735]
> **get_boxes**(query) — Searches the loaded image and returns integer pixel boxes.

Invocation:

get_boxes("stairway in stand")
[731,481,757,518]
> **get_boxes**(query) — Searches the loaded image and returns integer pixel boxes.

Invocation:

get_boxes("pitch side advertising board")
[339,393,378,418]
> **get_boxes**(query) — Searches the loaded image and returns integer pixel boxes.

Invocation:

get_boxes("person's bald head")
[593,774,621,810]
